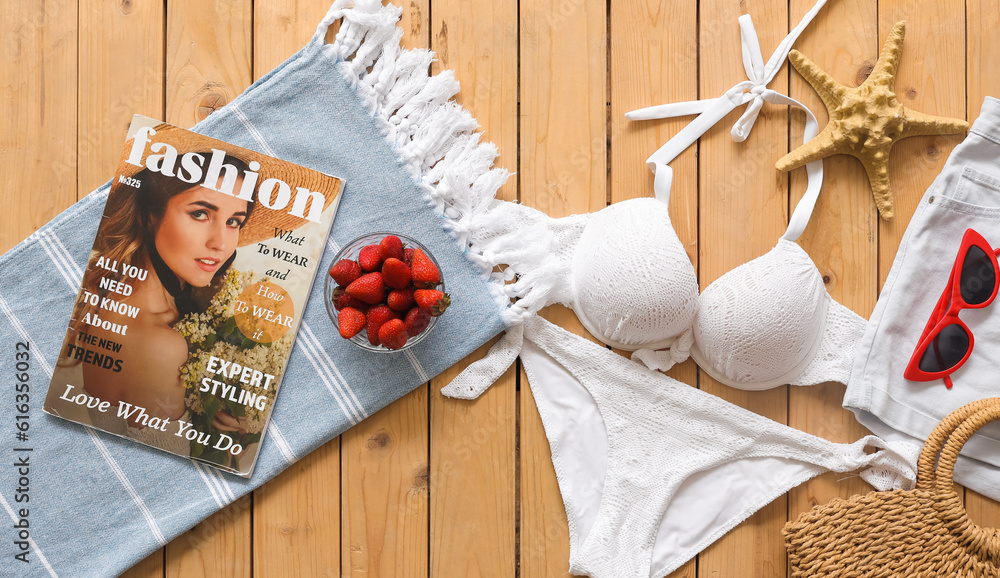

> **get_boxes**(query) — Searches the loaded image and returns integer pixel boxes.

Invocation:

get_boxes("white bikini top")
[441,0,866,397]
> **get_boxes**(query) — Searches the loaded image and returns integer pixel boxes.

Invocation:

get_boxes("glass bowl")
[325,232,443,353]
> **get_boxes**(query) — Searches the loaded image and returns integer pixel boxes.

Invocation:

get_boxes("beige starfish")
[776,21,968,220]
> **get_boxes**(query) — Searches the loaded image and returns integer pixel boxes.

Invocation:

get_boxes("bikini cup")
[692,239,831,388]
[571,198,699,352]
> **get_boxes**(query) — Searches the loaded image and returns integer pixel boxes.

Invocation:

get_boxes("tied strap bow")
[626,2,827,243]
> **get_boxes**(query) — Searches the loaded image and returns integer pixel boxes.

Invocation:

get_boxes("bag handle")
[935,401,1000,493]
[916,397,1000,491]
[927,399,1000,561]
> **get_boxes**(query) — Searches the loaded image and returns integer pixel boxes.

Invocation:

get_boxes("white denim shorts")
[847,95,1000,498]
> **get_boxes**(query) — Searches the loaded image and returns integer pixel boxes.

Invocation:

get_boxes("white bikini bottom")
[519,315,920,578]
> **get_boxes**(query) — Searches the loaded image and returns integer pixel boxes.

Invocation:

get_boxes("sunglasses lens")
[918,323,970,373]
[961,245,996,305]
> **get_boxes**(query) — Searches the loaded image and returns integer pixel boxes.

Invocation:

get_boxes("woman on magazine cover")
[67,150,258,455]
[51,122,337,466]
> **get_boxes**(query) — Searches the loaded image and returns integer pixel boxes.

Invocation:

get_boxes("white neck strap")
[626,0,827,242]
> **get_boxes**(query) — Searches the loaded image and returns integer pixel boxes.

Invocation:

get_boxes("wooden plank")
[962,0,1000,533]
[164,1,253,576]
[519,0,606,575]
[518,370,571,578]
[878,0,972,520]
[247,3,342,577]
[695,0,789,575]
[255,441,341,577]
[519,0,607,218]
[966,493,1000,538]
[121,551,165,578]
[428,1,518,577]
[0,0,77,253]
[430,0,518,165]
[78,0,165,196]
[341,392,429,578]
[786,0,878,526]
[165,0,252,130]
[339,2,430,577]
[968,0,1000,122]
[78,1,166,574]
[609,1,697,575]
[166,495,253,578]
[876,0,966,287]
[252,0,331,77]
[878,0,969,523]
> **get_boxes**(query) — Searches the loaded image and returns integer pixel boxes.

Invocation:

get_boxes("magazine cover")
[43,115,344,477]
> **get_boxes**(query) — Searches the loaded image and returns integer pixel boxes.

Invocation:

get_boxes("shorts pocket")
[948,166,1000,206]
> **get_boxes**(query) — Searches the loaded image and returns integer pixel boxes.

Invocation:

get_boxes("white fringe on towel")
[312,0,533,326]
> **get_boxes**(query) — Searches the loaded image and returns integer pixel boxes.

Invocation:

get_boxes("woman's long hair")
[70,154,256,335]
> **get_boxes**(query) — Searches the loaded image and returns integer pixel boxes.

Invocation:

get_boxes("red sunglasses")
[904,228,1000,389]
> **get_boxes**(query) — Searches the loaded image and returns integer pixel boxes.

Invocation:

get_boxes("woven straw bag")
[784,398,1000,577]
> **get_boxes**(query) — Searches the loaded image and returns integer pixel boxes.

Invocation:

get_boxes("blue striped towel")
[0,1,510,575]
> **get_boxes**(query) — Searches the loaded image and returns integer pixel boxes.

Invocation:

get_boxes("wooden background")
[2,0,999,576]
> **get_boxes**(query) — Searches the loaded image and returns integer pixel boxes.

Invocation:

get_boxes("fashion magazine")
[43,115,344,477]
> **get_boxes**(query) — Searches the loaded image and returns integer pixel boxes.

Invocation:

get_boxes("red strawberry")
[378,319,409,350]
[404,307,432,337]
[411,249,441,288]
[366,305,396,346]
[338,307,367,339]
[329,259,362,287]
[381,258,412,290]
[346,272,385,305]
[332,287,368,312]
[379,235,405,261]
[387,288,414,311]
[403,247,415,265]
[358,244,384,271]
[413,289,450,316]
